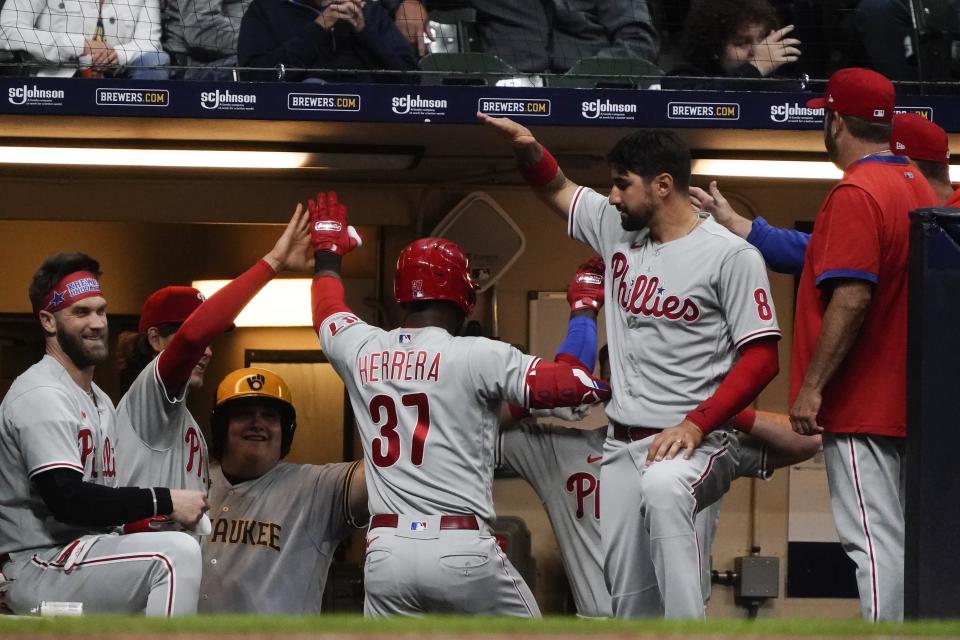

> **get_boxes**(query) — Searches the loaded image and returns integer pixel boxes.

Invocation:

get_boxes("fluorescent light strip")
[692,159,843,180]
[0,146,310,169]
[193,279,312,327]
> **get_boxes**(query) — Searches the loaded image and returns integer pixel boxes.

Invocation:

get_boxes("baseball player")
[691,111,957,276]
[307,191,611,617]
[0,253,208,616]
[114,205,313,503]
[199,367,367,614]
[482,114,781,619]
[789,69,937,622]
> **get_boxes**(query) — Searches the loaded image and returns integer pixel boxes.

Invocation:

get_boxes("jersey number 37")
[369,393,431,468]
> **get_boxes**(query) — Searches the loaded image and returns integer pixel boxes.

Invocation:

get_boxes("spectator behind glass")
[420,0,658,73]
[163,0,250,80]
[238,0,418,81]
[0,0,169,78]
[664,0,800,89]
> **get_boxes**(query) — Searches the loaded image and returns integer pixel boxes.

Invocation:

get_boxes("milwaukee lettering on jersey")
[358,350,441,386]
[610,252,700,321]
[209,518,282,551]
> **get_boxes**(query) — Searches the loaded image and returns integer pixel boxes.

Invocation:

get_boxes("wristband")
[520,147,559,188]
[148,487,157,516]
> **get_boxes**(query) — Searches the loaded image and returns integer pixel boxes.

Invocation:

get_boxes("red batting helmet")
[394,237,477,315]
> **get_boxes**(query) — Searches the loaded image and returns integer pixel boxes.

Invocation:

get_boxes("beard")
[57,325,109,368]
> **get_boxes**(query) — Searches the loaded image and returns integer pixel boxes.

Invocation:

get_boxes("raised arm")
[157,204,312,395]
[308,191,363,332]
[478,113,581,222]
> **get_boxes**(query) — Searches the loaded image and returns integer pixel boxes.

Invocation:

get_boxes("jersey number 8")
[369,393,431,468]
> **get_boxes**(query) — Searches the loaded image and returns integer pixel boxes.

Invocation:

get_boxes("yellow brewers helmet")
[211,367,297,459]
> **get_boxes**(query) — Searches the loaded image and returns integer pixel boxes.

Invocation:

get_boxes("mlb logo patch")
[410,521,428,531]
[399,333,412,344]
[412,279,424,298]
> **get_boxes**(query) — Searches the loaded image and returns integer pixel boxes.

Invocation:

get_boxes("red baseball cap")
[806,67,895,122]
[138,286,206,332]
[891,113,949,164]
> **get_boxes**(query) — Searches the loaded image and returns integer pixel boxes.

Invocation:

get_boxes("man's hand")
[83,39,118,66]
[646,420,704,463]
[790,384,824,435]
[395,0,431,56]
[315,0,364,30]
[689,180,753,240]
[751,24,801,76]
[264,203,314,273]
[308,191,362,256]
[477,112,539,151]
[169,490,209,529]
[567,256,605,312]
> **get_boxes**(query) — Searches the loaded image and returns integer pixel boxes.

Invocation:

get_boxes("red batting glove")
[308,191,362,256]
[122,516,177,534]
[567,256,605,312]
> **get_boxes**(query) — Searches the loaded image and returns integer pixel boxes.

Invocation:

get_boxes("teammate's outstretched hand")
[789,384,824,435]
[646,420,704,463]
[689,181,753,239]
[477,112,538,149]
[308,191,363,256]
[567,256,605,312]
[264,203,314,273]
[169,489,210,530]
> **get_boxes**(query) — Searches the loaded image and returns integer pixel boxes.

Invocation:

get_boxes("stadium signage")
[770,102,823,124]
[478,98,551,116]
[894,106,934,120]
[581,98,637,121]
[8,84,65,106]
[391,93,448,116]
[201,89,256,111]
[96,88,169,106]
[667,101,739,120]
[287,93,361,111]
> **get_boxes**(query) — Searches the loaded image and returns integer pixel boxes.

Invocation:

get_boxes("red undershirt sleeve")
[686,338,779,433]
[311,276,352,334]
[156,259,275,393]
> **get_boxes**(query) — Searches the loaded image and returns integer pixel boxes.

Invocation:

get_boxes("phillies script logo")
[566,471,600,520]
[185,427,204,479]
[610,252,700,321]
[78,429,115,479]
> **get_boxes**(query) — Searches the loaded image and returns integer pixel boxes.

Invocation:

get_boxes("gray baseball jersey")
[115,357,209,492]
[0,355,117,554]
[320,316,537,522]
[199,461,356,614]
[496,421,610,617]
[568,186,781,428]
[320,313,540,617]
[0,355,202,616]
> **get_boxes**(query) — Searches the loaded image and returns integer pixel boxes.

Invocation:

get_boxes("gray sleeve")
[119,358,186,450]
[307,462,353,547]
[8,387,85,477]
[469,339,537,407]
[177,0,242,58]
[717,246,782,349]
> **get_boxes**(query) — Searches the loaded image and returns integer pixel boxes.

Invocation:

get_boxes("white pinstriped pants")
[822,433,905,622]
[5,532,202,616]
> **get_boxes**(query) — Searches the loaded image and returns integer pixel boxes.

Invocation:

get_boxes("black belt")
[369,514,479,530]
[611,421,661,442]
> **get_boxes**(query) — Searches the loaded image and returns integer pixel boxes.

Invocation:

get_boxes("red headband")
[39,271,103,315]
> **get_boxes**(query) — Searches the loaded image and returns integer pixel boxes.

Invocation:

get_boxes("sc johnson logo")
[770,102,823,124]
[478,98,551,116]
[894,106,934,120]
[201,89,256,111]
[581,99,637,121]
[8,84,65,106]
[288,93,360,111]
[391,94,447,116]
[668,102,739,121]
[96,88,169,106]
